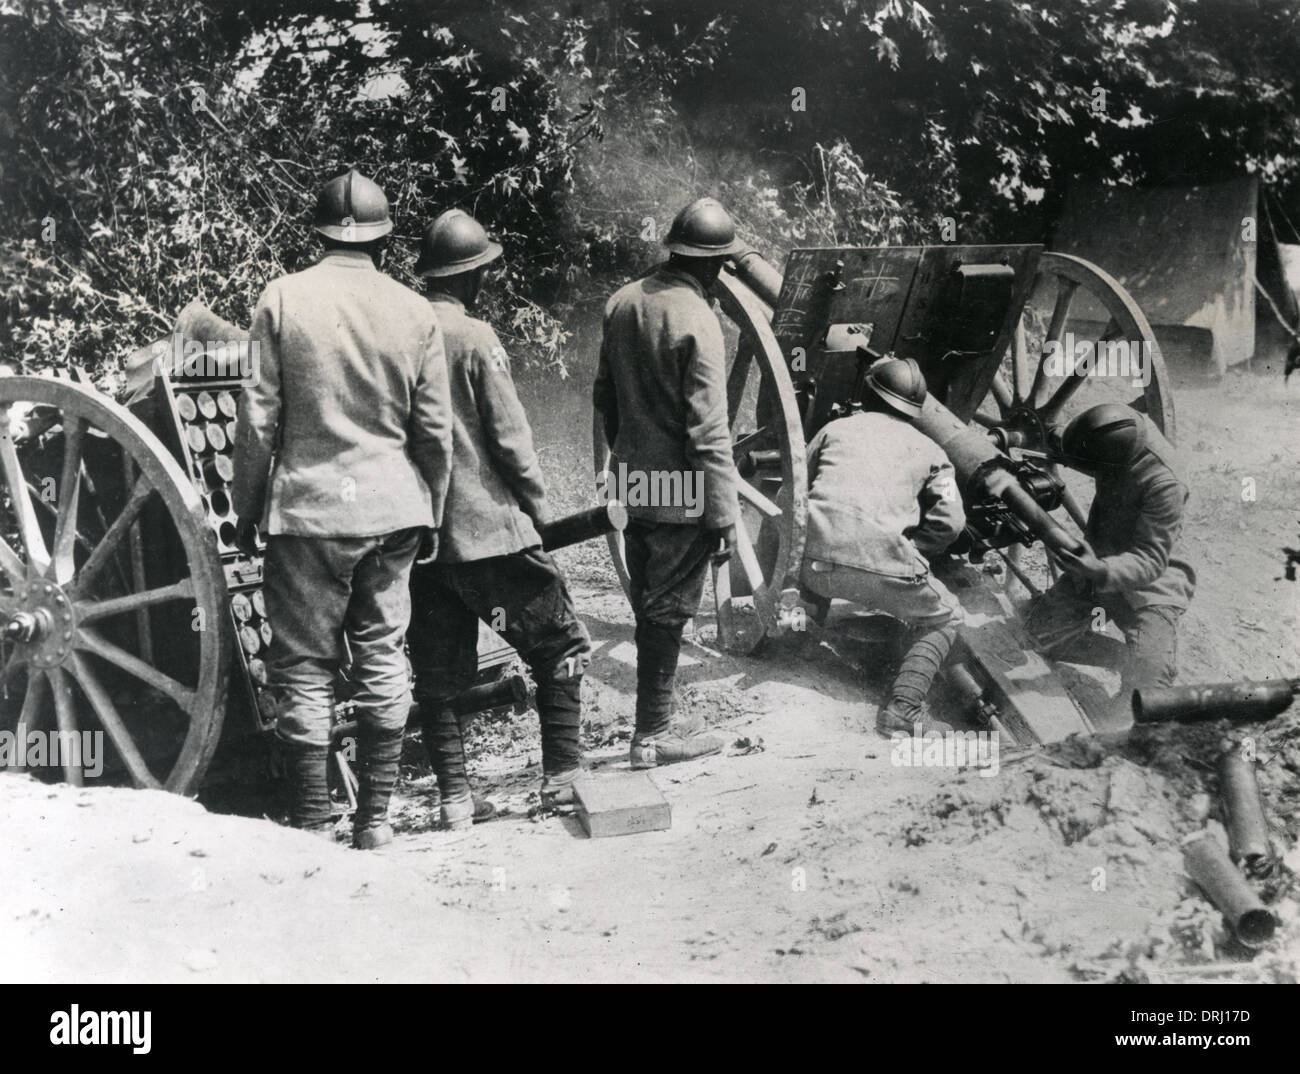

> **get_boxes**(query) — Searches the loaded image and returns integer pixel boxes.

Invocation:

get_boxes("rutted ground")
[2,370,1298,983]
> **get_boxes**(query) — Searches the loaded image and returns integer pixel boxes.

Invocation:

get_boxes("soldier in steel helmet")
[798,358,967,736]
[232,169,454,849]
[1026,402,1195,723]
[592,197,743,768]
[405,209,593,825]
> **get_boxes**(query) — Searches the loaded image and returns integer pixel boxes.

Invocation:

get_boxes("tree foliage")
[2,0,1298,379]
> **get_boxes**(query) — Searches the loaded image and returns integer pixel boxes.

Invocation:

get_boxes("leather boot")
[540,766,582,808]
[352,724,404,849]
[877,623,957,737]
[630,621,721,767]
[285,743,333,834]
[629,729,723,768]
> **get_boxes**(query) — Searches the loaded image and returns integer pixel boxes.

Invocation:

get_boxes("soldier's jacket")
[427,294,547,562]
[1084,414,1195,611]
[593,265,738,529]
[233,248,453,537]
[803,410,964,579]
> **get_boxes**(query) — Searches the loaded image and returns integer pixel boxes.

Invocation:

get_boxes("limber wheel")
[0,376,231,794]
[592,269,807,654]
[971,251,1177,592]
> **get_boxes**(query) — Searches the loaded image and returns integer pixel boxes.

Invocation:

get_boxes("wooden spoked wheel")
[971,251,1177,591]
[0,376,231,793]
[593,270,808,654]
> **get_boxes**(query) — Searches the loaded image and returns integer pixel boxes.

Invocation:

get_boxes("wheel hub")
[5,581,77,667]
[989,405,1051,455]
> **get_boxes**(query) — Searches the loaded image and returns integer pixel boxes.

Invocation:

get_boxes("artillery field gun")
[596,241,1179,744]
[0,236,1214,792]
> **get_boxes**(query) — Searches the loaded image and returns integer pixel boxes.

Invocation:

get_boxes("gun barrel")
[912,396,1083,556]
[537,501,628,552]
[729,245,784,309]
[724,246,1081,558]
[1132,679,1298,724]
[448,673,530,717]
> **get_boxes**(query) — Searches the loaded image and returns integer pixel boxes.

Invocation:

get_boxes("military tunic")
[234,248,453,747]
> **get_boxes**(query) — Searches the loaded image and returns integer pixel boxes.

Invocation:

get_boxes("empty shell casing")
[1218,748,1272,867]
[1182,831,1275,948]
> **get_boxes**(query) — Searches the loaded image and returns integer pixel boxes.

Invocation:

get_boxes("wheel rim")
[592,269,807,653]
[0,376,231,793]
[979,251,1175,439]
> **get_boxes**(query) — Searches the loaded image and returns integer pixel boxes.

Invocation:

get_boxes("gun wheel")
[972,251,1177,590]
[0,376,231,794]
[592,270,808,654]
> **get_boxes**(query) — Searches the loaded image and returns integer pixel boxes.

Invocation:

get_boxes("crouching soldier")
[234,169,453,849]
[407,209,592,825]
[798,358,965,736]
[593,197,743,768]
[1025,403,1195,723]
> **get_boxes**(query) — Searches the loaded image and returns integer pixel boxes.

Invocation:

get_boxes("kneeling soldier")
[593,197,743,768]
[798,359,966,736]
[234,169,453,849]
[407,209,592,826]
[1026,403,1195,722]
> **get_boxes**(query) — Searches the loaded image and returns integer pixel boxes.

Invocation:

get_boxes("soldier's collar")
[657,264,706,298]
[320,248,376,269]
[427,292,465,310]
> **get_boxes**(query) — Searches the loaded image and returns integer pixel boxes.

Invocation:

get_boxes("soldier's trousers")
[264,527,423,748]
[799,559,963,629]
[1024,577,1181,707]
[408,548,590,788]
[622,520,717,736]
[800,559,965,719]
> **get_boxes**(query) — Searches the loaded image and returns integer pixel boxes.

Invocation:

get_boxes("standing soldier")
[233,169,453,850]
[1026,403,1195,722]
[593,197,741,768]
[798,359,966,736]
[407,209,592,825]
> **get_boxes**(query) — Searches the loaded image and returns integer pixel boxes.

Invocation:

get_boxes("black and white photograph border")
[0,0,1298,989]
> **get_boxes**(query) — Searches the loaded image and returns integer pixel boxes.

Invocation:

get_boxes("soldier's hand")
[1056,541,1107,585]
[1044,422,1067,462]
[709,524,737,565]
[417,528,440,565]
[235,518,261,556]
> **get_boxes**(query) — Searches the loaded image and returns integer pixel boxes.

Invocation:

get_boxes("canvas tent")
[1052,177,1300,376]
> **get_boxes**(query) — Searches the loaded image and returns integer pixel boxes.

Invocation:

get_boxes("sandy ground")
[2,367,1299,983]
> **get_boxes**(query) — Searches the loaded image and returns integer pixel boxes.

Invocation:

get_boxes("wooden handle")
[733,519,765,592]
